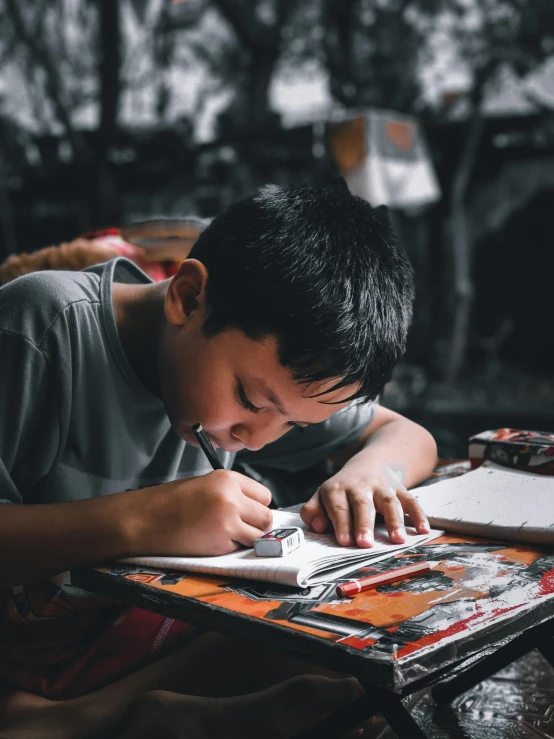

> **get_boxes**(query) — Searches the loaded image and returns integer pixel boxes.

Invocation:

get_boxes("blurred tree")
[0,108,20,256]
[212,0,296,133]
[1,0,94,162]
[322,0,426,111]
[0,0,206,230]
[437,0,554,384]
[275,0,437,114]
[0,0,120,226]
[98,0,122,147]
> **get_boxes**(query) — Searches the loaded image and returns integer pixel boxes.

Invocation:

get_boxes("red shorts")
[0,605,192,700]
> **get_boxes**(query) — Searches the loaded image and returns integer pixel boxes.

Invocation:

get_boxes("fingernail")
[339,532,352,546]
[420,520,430,533]
[358,532,374,547]
[393,528,406,541]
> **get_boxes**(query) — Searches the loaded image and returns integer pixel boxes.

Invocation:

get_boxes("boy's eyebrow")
[252,377,289,415]
[252,377,313,425]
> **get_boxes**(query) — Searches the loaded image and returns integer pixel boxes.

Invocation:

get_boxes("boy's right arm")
[0,326,272,588]
[0,470,273,587]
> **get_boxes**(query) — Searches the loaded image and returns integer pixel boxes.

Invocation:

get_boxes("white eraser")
[254,527,304,557]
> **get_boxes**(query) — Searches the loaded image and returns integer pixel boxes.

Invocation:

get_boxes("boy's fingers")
[234,521,270,548]
[236,474,272,506]
[375,487,407,543]
[322,489,353,547]
[397,490,430,533]
[239,498,274,533]
[301,490,330,533]
[346,489,375,547]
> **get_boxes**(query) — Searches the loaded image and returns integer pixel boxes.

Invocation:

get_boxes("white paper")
[122,509,442,588]
[411,462,554,544]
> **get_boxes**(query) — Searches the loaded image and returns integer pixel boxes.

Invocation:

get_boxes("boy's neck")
[112,280,168,396]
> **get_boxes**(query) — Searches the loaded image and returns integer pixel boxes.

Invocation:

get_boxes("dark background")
[1,0,553,456]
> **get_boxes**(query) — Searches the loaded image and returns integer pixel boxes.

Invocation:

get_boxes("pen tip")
[191,423,202,432]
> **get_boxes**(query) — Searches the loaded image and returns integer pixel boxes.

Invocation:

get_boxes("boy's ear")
[165,259,209,326]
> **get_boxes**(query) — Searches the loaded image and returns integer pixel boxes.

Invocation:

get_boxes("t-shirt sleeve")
[0,331,60,504]
[235,399,378,473]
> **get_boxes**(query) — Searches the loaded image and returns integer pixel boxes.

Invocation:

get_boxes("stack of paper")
[411,462,554,545]
[123,509,443,588]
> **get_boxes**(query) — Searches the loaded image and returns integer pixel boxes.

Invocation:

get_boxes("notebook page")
[411,462,554,544]
[302,529,443,584]
[122,509,441,588]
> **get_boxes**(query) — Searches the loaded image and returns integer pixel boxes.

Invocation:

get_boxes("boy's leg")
[116,675,364,739]
[0,631,377,739]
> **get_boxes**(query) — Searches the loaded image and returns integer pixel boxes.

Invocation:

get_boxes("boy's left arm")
[300,406,438,548]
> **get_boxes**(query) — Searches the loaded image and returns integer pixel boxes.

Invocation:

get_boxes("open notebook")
[122,509,443,588]
[411,462,554,545]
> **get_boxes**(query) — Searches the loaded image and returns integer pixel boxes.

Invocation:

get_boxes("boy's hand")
[300,467,430,548]
[134,470,273,557]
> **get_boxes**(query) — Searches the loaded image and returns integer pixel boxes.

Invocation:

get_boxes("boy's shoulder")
[0,259,149,351]
[0,267,99,305]
[0,268,102,348]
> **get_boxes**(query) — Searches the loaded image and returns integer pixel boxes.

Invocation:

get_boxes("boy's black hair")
[188,185,414,403]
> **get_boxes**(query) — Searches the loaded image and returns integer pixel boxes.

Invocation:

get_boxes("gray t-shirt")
[0,258,376,508]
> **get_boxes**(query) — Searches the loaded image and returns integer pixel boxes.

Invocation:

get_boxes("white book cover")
[122,509,443,588]
[411,462,554,545]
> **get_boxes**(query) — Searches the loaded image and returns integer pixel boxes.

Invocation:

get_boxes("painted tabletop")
[74,530,554,690]
[72,457,554,691]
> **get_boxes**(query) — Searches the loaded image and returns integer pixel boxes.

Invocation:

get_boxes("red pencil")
[336,561,435,598]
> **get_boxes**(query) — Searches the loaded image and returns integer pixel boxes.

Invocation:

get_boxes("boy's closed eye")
[236,381,305,428]
[237,381,261,414]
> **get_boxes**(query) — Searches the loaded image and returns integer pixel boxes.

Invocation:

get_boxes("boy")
[0,185,436,738]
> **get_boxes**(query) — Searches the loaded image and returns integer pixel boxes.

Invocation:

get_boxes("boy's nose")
[231,420,284,451]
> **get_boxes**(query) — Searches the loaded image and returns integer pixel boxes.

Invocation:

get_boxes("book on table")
[122,509,443,588]
[411,461,554,545]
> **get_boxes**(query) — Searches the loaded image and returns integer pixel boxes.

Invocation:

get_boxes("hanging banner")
[329,110,441,209]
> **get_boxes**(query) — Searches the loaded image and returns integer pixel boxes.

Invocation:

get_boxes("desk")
[73,530,554,739]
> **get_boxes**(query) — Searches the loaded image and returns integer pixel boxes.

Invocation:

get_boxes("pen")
[191,423,225,470]
[336,561,435,598]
